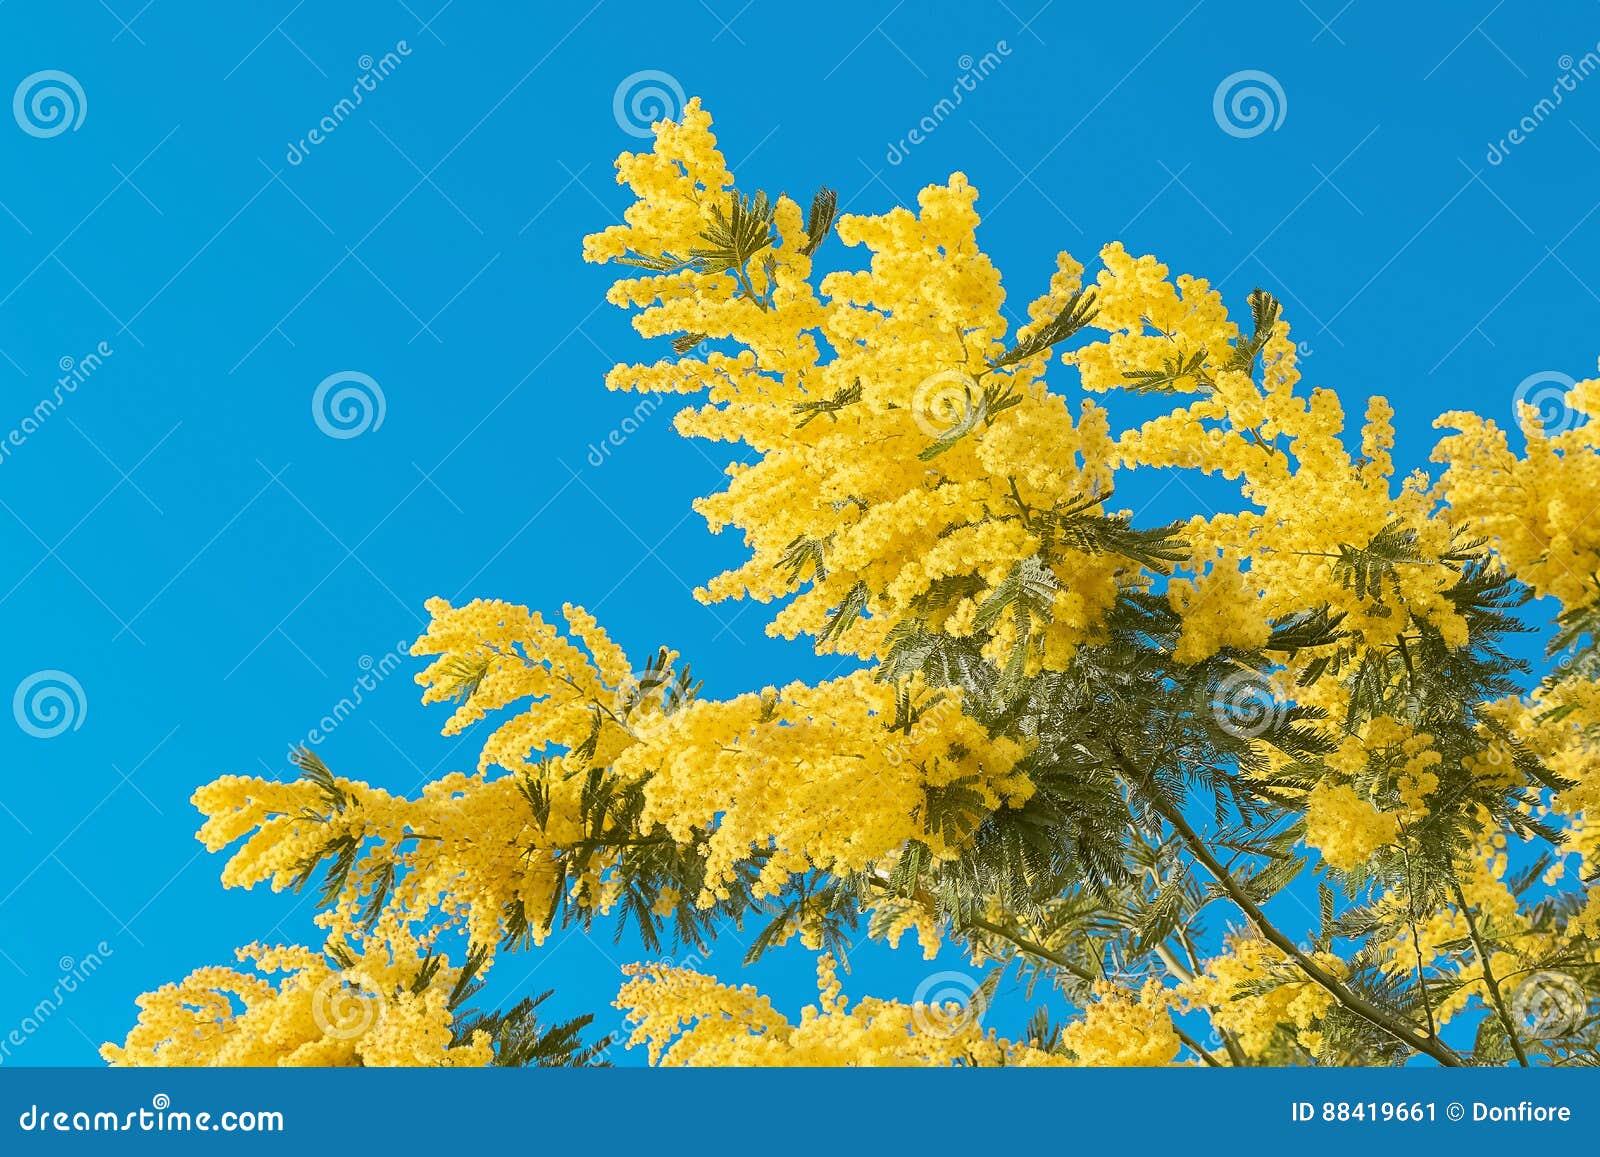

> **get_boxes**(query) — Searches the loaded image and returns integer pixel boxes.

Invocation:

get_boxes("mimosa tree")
[106,101,1600,1068]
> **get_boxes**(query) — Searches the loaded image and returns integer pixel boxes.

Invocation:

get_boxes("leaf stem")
[1449,872,1530,1066]
[1151,794,1461,1065]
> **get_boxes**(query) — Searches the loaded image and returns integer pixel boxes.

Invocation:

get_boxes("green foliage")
[448,955,610,1067]
[988,289,1098,372]
[693,190,776,278]
[799,187,838,257]
[1123,347,1209,394]
[1119,288,1280,392]
[617,184,840,315]
[793,379,862,428]
[819,581,871,645]
[1226,288,1282,374]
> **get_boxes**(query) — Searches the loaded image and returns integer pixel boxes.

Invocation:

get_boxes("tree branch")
[1112,768,1464,1066]
[1449,872,1530,1066]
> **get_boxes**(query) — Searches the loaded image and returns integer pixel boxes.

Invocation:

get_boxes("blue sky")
[1,0,1598,1065]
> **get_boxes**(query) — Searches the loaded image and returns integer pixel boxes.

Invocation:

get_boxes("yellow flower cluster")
[109,98,1600,1069]
[1432,383,1600,898]
[1180,935,1338,1059]
[192,595,1027,954]
[579,97,1496,759]
[1074,248,1469,669]
[411,597,647,776]
[614,953,1070,1066]
[1301,715,1450,869]
[1494,684,1600,852]
[1370,844,1535,1026]
[615,671,1029,901]
[1304,781,1400,871]
[193,748,588,952]
[1434,374,1600,609]
[585,100,1134,670]
[865,893,945,960]
[101,923,489,1067]
[188,598,688,951]
[1058,981,1182,1066]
